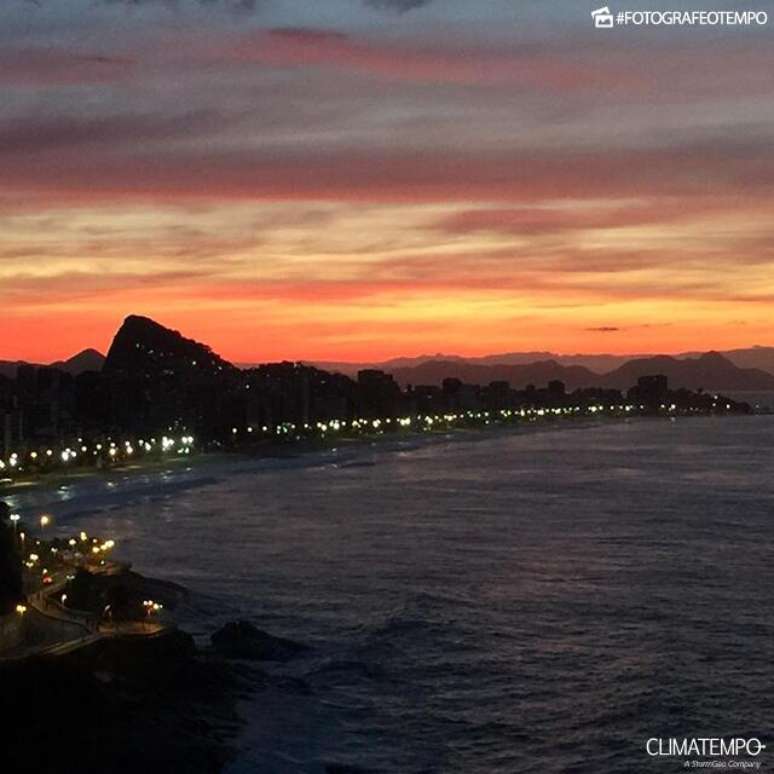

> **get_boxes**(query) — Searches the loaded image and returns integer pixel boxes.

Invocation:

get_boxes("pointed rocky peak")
[104,315,236,378]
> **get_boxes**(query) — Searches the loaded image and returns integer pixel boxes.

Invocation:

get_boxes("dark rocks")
[65,567,187,621]
[1,630,244,774]
[211,620,309,662]
[89,628,197,680]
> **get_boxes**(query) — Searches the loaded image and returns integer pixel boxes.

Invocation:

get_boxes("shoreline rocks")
[1,628,249,773]
[211,619,309,662]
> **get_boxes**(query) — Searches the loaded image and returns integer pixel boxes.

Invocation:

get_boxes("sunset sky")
[2,0,773,363]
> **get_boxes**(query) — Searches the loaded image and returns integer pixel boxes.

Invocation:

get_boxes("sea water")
[8,416,774,773]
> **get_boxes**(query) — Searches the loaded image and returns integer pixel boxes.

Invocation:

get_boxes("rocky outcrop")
[101,315,240,434]
[211,620,309,662]
[1,629,246,773]
[65,567,187,622]
[103,315,236,378]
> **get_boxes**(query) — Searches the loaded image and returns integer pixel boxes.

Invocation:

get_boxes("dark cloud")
[0,48,135,85]
[585,327,621,332]
[0,110,231,155]
[2,140,773,208]
[0,270,215,303]
[98,0,259,9]
[267,27,348,44]
[364,0,432,13]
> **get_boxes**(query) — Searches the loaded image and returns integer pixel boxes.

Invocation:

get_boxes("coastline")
[0,413,630,502]
[1,411,758,504]
[1,622,253,774]
[5,413,767,549]
[0,514,308,774]
[0,452,232,498]
[4,413,771,772]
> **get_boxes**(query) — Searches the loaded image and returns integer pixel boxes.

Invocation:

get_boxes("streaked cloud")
[1,0,773,361]
[364,0,434,13]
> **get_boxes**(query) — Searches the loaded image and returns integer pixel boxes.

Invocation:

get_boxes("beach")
[6,414,773,772]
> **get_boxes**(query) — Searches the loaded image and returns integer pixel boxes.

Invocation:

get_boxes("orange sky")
[2,2,773,363]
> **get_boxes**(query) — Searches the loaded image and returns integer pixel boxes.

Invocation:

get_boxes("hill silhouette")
[52,348,105,374]
[104,315,236,377]
[596,352,774,391]
[389,352,774,391]
[389,359,598,391]
[5,317,774,392]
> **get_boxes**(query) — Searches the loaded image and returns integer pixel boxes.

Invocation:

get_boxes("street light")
[40,515,51,529]
[9,513,20,535]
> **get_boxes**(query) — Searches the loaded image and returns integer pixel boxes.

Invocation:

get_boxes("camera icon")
[591,6,615,28]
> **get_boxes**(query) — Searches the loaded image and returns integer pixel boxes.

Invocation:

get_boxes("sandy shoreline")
[0,415,622,504]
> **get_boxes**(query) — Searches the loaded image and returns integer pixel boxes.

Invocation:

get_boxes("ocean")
[7,416,774,773]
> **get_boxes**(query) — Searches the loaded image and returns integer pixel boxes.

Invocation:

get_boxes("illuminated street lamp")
[143,599,163,617]
[9,513,20,535]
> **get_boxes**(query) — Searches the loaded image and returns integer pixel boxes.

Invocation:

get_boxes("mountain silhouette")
[5,317,774,392]
[388,352,774,391]
[389,359,599,391]
[309,346,774,377]
[0,349,104,378]
[596,352,774,391]
[104,315,236,377]
[101,315,240,434]
[676,345,774,375]
[51,348,105,375]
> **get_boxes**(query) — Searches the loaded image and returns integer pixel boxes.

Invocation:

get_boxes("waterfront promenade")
[0,553,171,662]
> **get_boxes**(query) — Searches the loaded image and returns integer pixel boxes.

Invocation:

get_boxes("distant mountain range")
[386,352,774,391]
[0,348,105,379]
[51,348,106,374]
[588,352,774,392]
[4,338,774,392]
[306,346,774,377]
